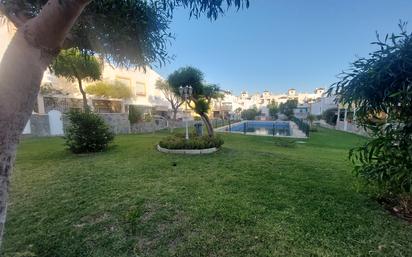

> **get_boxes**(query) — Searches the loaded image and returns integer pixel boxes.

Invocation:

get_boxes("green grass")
[3,128,412,256]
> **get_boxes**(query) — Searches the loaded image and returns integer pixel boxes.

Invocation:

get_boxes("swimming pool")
[220,121,291,136]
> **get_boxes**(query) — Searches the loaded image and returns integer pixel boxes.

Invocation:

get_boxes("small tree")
[241,108,260,120]
[279,99,298,119]
[155,79,184,121]
[86,81,133,99]
[267,100,278,120]
[168,67,221,136]
[128,105,143,124]
[65,110,114,154]
[329,23,412,194]
[52,48,101,111]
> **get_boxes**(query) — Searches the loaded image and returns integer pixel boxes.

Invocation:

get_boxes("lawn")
[3,128,412,256]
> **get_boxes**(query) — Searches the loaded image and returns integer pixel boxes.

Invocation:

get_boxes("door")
[48,110,64,136]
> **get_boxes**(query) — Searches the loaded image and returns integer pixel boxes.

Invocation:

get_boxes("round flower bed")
[158,134,224,155]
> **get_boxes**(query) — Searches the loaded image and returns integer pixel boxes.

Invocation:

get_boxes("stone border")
[157,145,218,155]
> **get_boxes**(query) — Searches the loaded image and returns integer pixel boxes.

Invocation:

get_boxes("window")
[135,81,146,96]
[115,76,131,88]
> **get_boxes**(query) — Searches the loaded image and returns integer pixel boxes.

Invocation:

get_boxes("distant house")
[309,96,337,116]
[293,104,309,119]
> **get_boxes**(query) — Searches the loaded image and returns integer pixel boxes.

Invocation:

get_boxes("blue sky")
[157,0,412,95]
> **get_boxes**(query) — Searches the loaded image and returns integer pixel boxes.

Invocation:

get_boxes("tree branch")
[0,2,29,28]
[187,100,196,110]
[23,0,92,54]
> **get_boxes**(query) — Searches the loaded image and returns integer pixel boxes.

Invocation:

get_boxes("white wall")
[0,25,15,61]
[101,64,169,109]
[310,96,337,116]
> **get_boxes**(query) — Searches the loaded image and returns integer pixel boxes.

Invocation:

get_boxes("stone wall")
[24,113,207,137]
[97,113,130,134]
[131,119,168,133]
[29,114,50,137]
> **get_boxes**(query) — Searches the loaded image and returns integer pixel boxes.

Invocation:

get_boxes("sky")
[156,0,412,95]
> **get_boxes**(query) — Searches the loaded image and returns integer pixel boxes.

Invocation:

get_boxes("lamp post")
[179,85,193,140]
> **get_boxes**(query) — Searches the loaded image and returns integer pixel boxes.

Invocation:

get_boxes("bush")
[279,99,298,119]
[65,110,115,153]
[241,108,260,120]
[128,105,143,124]
[159,134,224,150]
[322,108,337,126]
[350,130,412,193]
[86,81,133,99]
[329,24,412,198]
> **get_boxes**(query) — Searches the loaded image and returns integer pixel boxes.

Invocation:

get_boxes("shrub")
[241,108,260,120]
[330,23,412,196]
[86,81,133,99]
[322,108,337,126]
[65,110,115,153]
[144,113,153,122]
[128,105,143,124]
[159,134,224,150]
[279,99,298,119]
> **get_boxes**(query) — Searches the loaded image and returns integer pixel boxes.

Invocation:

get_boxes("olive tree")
[52,48,101,111]
[329,23,412,194]
[86,81,133,100]
[155,79,184,121]
[0,0,249,246]
[167,66,222,136]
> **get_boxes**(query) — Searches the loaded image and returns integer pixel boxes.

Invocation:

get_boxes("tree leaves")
[332,22,412,193]
[51,48,102,82]
[1,0,249,68]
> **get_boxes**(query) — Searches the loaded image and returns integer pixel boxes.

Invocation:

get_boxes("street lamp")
[179,85,193,140]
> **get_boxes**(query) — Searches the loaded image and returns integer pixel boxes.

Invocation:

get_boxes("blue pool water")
[224,121,291,136]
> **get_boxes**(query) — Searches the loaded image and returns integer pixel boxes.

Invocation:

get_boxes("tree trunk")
[200,113,214,137]
[0,0,91,247]
[173,109,177,121]
[169,109,178,133]
[77,77,89,112]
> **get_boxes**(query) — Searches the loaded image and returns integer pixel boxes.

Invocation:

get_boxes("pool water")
[224,121,291,136]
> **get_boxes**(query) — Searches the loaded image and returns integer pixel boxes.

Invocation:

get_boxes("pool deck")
[216,121,308,139]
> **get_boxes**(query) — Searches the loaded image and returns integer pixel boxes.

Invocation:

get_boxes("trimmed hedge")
[159,134,224,150]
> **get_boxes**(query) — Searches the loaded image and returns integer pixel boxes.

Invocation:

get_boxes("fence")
[23,112,238,137]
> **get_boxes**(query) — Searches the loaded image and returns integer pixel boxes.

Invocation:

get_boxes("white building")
[0,25,173,117]
[100,63,170,114]
[309,95,337,116]
[211,87,327,119]
[237,88,323,108]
